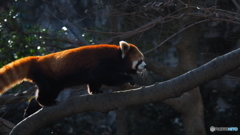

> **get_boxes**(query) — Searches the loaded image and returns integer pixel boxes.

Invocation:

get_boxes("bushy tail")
[0,57,38,94]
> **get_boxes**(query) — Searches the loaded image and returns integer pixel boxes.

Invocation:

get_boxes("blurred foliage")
[0,5,68,95]
[0,5,70,67]
[0,7,45,66]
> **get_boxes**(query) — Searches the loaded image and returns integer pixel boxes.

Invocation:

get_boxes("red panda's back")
[37,44,121,80]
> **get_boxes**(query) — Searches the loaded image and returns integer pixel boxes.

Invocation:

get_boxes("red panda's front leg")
[100,72,135,86]
[87,82,102,94]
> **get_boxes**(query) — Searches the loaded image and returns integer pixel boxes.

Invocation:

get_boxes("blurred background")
[0,0,240,135]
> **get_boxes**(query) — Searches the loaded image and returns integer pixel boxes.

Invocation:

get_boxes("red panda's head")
[119,41,146,74]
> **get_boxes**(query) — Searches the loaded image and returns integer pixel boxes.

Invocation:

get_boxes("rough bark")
[174,17,205,135]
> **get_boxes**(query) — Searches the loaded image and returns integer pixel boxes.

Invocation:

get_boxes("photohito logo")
[210,126,238,132]
[210,126,215,132]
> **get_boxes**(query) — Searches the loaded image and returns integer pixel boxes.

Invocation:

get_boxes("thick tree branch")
[9,46,240,135]
[173,21,205,135]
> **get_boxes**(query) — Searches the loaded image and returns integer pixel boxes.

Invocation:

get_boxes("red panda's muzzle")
[136,60,146,74]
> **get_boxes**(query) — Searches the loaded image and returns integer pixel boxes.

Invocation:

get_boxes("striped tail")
[0,56,37,94]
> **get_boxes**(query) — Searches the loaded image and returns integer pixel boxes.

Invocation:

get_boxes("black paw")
[129,80,135,86]
[127,76,135,86]
[91,90,103,94]
[39,100,59,107]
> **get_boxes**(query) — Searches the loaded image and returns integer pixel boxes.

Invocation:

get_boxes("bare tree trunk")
[146,4,206,133]
[174,24,206,134]
[160,0,206,134]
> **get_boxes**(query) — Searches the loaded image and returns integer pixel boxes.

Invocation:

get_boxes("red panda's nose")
[142,62,147,68]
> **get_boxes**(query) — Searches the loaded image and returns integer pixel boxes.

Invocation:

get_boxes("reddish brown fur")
[35,44,121,81]
[0,44,135,94]
[127,44,144,61]
[0,56,38,93]
[0,43,144,108]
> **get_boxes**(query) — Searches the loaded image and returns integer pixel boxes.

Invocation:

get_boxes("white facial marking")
[138,61,146,70]
[136,61,146,74]
[132,60,138,69]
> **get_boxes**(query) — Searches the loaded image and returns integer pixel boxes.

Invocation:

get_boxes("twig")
[232,0,240,13]
[144,19,210,54]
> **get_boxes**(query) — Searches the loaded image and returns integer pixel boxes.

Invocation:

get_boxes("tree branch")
[144,58,182,78]
[0,118,15,135]
[9,46,240,135]
[0,86,36,105]
[232,0,240,12]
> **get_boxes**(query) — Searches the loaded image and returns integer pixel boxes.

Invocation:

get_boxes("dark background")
[0,0,240,134]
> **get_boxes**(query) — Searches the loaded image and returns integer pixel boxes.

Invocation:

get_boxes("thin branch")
[0,86,36,105]
[232,0,240,12]
[144,19,210,54]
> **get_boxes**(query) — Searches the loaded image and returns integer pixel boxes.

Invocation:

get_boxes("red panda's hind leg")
[23,98,42,118]
[36,84,63,107]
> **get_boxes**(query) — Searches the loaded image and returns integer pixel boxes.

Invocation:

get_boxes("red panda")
[0,41,146,107]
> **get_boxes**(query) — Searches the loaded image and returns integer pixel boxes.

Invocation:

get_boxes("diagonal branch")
[232,0,240,12]
[0,86,36,105]
[144,58,182,78]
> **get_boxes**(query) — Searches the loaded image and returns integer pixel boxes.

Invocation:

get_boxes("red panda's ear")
[119,41,130,58]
